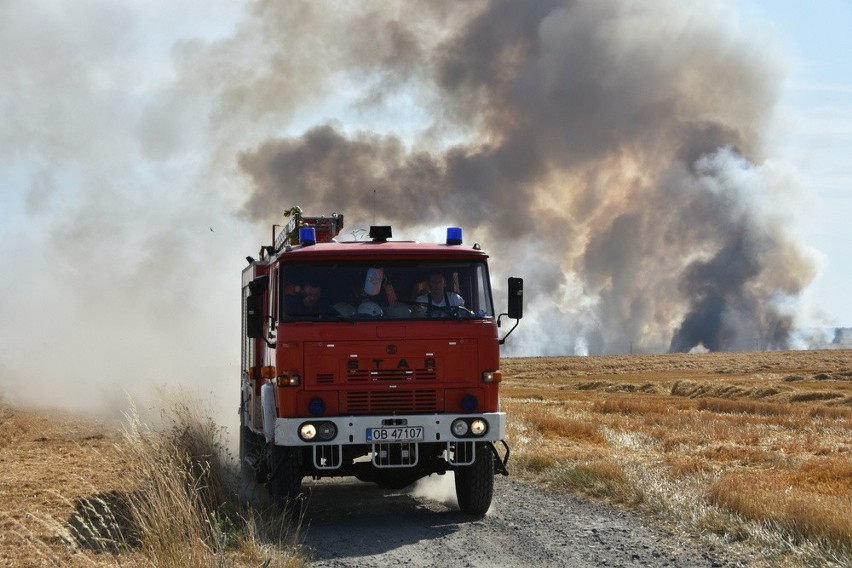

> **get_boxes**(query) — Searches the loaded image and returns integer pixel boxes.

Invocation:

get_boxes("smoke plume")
[0,0,822,421]
[234,0,816,353]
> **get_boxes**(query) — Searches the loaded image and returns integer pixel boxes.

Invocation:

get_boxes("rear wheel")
[269,446,304,516]
[454,443,494,515]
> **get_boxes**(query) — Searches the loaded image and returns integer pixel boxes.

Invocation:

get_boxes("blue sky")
[741,0,852,327]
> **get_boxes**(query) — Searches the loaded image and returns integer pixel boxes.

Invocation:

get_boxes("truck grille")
[347,368,437,382]
[344,390,438,414]
[316,373,334,384]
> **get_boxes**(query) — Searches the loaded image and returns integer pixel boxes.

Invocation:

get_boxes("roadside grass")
[114,401,306,567]
[550,460,644,505]
[503,350,852,568]
[12,400,306,567]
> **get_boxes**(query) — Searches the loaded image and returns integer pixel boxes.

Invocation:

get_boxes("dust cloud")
[0,2,249,421]
[409,473,459,509]
[0,0,821,420]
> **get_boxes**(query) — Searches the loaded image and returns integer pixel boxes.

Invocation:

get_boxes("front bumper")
[272,412,506,447]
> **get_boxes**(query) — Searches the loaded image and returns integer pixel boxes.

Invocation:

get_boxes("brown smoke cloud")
[0,0,821,424]
[234,0,816,353]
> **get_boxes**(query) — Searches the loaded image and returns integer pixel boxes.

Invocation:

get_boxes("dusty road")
[298,476,737,568]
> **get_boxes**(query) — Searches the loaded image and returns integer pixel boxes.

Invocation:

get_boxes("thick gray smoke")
[1,0,821,422]
[234,0,816,354]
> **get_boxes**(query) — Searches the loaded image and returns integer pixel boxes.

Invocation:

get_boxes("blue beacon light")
[299,226,317,245]
[461,394,479,412]
[308,397,326,416]
[446,227,463,245]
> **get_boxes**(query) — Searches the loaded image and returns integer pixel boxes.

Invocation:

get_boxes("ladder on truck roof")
[273,208,344,250]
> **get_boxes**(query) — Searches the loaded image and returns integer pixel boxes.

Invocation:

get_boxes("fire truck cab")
[240,211,523,515]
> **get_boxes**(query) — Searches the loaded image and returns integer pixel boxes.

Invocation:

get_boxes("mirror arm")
[263,315,277,344]
[498,313,520,345]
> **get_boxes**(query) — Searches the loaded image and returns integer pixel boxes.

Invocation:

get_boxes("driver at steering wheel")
[415,272,464,314]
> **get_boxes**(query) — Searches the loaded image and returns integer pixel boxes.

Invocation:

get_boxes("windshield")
[279,260,494,322]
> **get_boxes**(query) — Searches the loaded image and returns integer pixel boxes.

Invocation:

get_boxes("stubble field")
[502,349,852,566]
[1,349,849,566]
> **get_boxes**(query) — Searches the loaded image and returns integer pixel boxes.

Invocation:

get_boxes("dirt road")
[299,476,737,568]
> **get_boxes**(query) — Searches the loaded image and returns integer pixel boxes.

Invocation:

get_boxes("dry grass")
[3,350,849,565]
[0,400,306,567]
[503,349,852,567]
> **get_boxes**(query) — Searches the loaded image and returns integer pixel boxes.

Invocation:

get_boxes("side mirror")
[507,277,523,320]
[499,277,523,345]
[246,294,264,338]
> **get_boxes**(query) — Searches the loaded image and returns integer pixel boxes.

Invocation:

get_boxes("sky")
[739,0,852,328]
[0,0,850,419]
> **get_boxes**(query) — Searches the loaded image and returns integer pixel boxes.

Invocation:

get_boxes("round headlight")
[451,419,469,437]
[317,422,337,440]
[299,423,317,441]
[470,419,488,436]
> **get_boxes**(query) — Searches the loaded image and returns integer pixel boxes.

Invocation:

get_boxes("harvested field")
[503,349,852,567]
[1,350,849,566]
[0,402,305,567]
[0,407,138,566]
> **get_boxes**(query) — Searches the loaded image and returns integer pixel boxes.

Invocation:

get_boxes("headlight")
[470,419,488,436]
[299,423,317,441]
[451,419,469,437]
[317,422,337,441]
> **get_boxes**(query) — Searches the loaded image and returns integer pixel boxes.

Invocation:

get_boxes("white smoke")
[0,1,825,424]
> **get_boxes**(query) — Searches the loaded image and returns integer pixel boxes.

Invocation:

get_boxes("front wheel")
[454,443,494,515]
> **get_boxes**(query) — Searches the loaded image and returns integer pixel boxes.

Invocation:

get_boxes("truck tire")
[269,446,303,516]
[454,443,494,515]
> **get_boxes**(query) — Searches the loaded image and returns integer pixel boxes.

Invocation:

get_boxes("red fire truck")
[240,209,523,514]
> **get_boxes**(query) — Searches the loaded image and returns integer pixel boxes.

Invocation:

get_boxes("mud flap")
[488,440,510,476]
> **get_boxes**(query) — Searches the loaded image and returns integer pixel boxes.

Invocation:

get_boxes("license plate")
[366,426,424,442]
